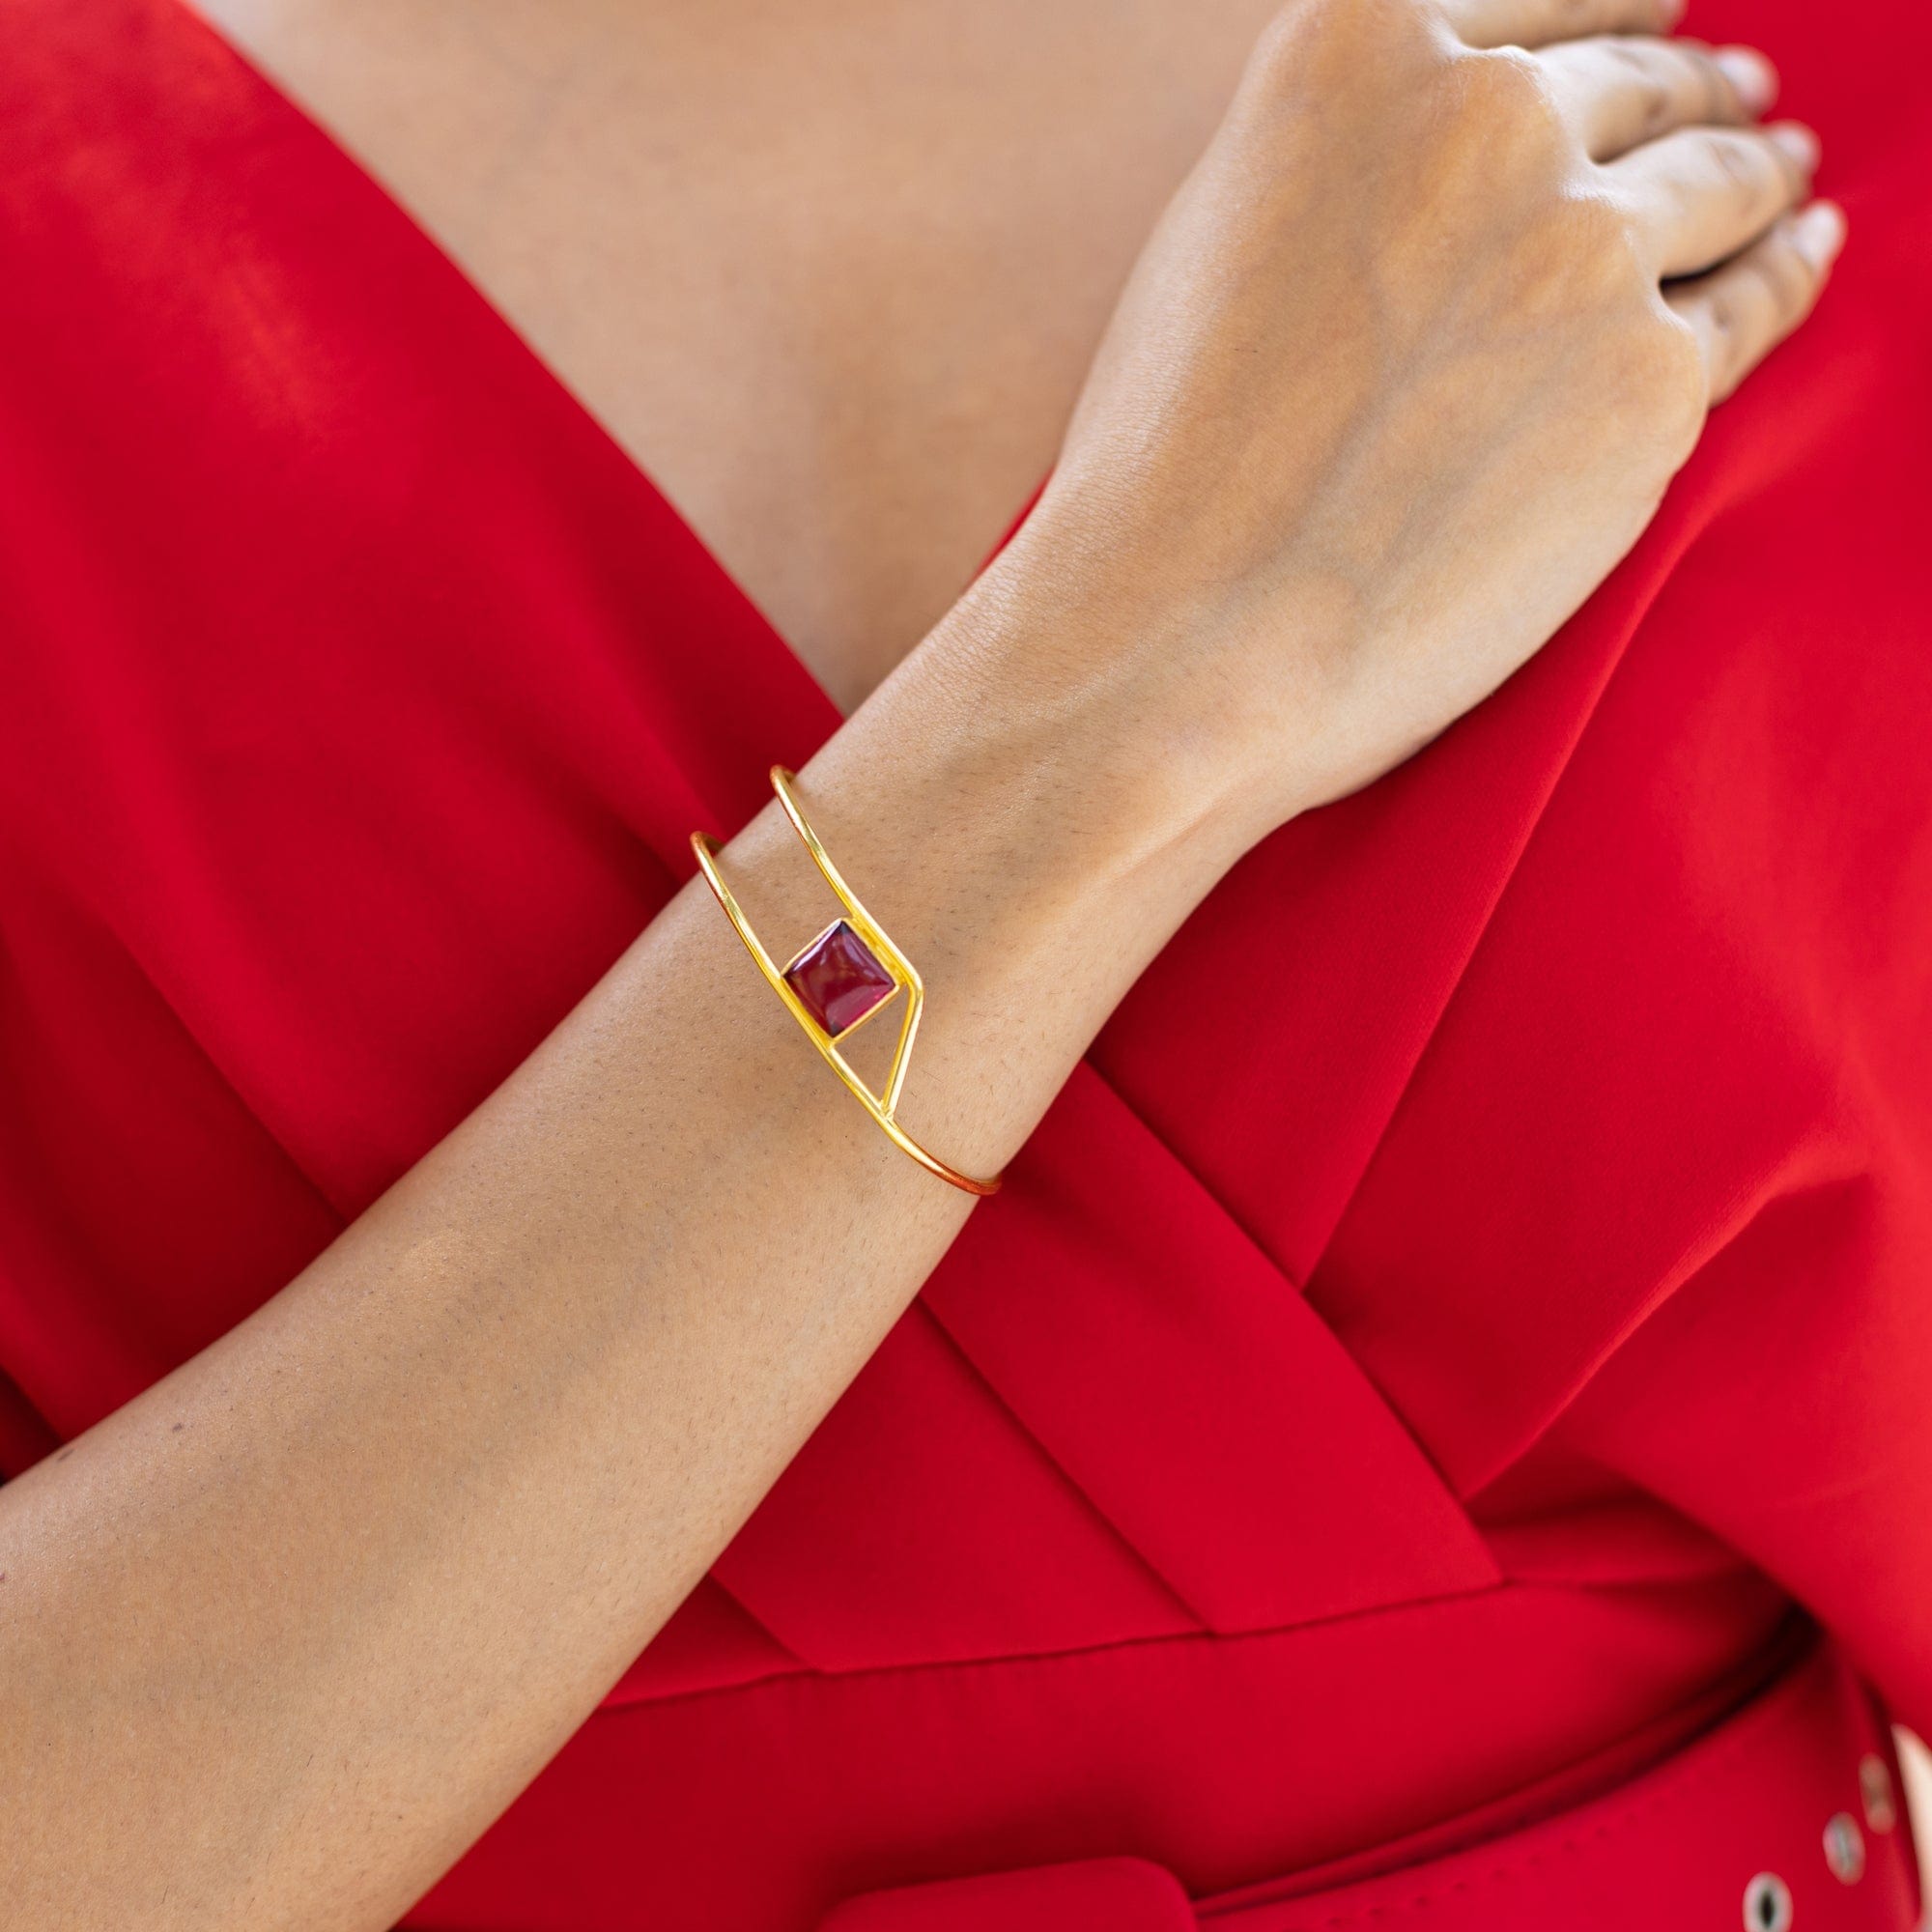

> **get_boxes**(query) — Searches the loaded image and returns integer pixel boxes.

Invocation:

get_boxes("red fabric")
[0,1,1927,1927]
[820,1858,1197,1932]
[821,1641,1919,1931]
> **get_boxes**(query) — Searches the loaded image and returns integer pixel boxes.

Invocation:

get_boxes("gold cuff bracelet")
[690,767,1002,1197]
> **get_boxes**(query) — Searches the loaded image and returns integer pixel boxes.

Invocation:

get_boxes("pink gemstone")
[782,919,897,1037]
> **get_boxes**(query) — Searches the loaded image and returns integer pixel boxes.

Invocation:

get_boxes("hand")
[996,0,1839,839]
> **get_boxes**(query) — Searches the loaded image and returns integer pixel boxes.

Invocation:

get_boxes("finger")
[1445,0,1680,53]
[1667,200,1845,403]
[1539,37,1776,159]
[1608,121,1818,277]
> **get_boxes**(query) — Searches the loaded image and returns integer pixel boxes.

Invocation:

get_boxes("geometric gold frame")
[689,766,1001,1195]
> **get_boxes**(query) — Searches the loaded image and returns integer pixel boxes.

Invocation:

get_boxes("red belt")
[819,1639,1920,1932]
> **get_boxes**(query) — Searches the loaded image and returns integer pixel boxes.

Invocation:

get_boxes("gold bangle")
[690,767,1002,1197]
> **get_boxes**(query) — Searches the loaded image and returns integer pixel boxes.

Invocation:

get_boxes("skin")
[2,0,1845,1925]
[185,0,1298,709]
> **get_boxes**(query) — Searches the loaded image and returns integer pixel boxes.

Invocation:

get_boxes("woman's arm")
[0,0,1838,1924]
[2,614,1233,1923]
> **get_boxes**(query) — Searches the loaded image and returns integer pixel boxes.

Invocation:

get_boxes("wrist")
[920,508,1353,861]
[698,550,1306,1176]
[864,555,1247,915]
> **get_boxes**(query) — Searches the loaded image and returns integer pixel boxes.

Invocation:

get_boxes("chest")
[187,0,1275,706]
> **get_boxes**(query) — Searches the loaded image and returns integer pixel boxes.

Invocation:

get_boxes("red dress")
[1,2,1927,1927]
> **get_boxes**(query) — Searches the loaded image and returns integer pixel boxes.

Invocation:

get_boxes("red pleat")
[713,1303,1201,1672]
[925,1065,1499,1633]
[608,1577,804,1704]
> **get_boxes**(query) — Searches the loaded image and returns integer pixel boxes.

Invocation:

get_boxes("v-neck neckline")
[168,0,1048,745]
[156,0,1719,1368]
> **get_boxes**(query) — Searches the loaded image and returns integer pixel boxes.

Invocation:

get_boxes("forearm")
[0,564,1243,1932]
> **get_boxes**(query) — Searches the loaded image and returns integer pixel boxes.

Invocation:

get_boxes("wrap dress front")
[0,1,1928,1925]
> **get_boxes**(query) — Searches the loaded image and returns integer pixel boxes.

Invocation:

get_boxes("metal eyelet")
[1824,1811,1867,1884]
[1744,1872,1795,1932]
[1861,1753,1899,1834]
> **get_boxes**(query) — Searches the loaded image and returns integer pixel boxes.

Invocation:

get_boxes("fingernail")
[1770,122,1821,172]
[1792,200,1847,268]
[1715,46,1776,114]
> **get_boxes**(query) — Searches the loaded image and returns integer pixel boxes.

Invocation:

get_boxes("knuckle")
[1629,309,1713,442]
[1242,1,1318,99]
[1447,45,1569,158]
[1685,48,1738,123]
[1705,334,1742,403]
[1636,71,1674,137]
[1244,5,1313,96]
[1752,233,1815,311]
[1638,303,1705,387]
[1587,279,1707,420]
[1249,0,1437,91]
[1706,131,1750,189]
[1604,42,1679,136]
[1501,191,1658,345]
[1708,129,1773,204]
[1559,190,1651,294]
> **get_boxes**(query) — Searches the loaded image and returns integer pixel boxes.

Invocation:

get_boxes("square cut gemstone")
[782,919,897,1037]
